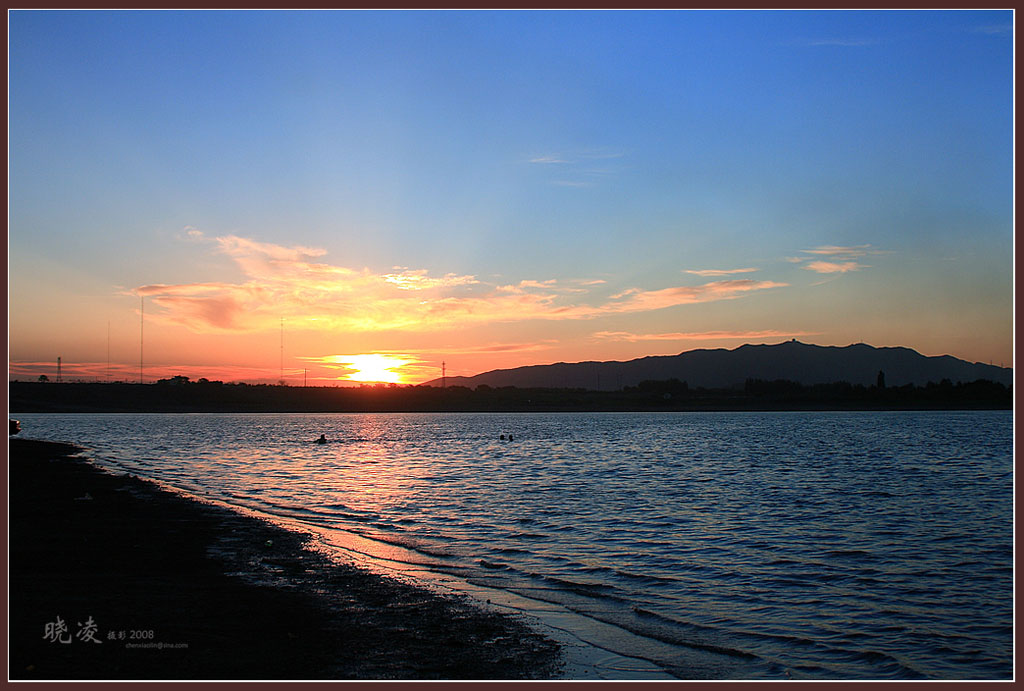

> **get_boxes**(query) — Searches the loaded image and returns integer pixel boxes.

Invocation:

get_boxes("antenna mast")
[140,295,144,384]
[57,356,62,383]
[280,317,284,384]
[442,361,446,389]
[107,321,111,382]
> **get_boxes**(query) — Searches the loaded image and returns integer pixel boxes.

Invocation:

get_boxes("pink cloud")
[801,244,873,257]
[382,268,478,291]
[149,295,245,330]
[593,329,818,342]
[134,236,789,334]
[601,280,788,313]
[804,261,868,274]
[684,267,758,277]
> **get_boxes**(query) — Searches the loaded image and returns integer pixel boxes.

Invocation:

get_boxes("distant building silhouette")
[877,370,886,389]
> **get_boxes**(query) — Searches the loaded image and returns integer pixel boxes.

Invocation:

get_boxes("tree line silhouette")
[9,374,1011,413]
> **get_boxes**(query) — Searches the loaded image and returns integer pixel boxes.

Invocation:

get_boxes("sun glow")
[327,354,412,384]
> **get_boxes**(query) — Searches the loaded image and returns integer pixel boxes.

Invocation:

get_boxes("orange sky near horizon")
[7,231,1012,386]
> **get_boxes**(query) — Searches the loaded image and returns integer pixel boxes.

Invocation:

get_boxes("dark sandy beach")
[8,438,563,680]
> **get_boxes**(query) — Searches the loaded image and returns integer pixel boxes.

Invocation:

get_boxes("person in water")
[315,434,327,444]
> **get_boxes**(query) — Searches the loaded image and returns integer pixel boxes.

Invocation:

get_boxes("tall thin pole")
[140,295,144,384]
[107,321,111,382]
[57,356,61,383]
[304,369,307,388]
[280,317,284,384]
[442,361,446,389]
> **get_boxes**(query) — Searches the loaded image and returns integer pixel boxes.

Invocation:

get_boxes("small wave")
[621,607,759,660]
[529,573,637,603]
[337,528,463,562]
[766,558,800,567]
[731,626,836,652]
[614,569,679,584]
[542,574,612,592]
[260,498,367,522]
[842,649,925,678]
[825,549,873,559]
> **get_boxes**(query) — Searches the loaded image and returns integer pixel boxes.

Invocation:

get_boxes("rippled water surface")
[16,411,1012,679]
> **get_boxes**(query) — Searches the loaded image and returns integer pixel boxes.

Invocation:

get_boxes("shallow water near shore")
[15,410,1012,679]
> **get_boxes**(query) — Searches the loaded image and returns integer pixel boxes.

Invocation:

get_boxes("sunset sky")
[9,10,1013,385]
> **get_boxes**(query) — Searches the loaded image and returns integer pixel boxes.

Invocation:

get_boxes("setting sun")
[328,354,411,384]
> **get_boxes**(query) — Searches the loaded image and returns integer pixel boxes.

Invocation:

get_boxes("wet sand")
[8,438,563,680]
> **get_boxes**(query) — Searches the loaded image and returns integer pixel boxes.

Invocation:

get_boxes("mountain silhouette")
[426,341,1012,390]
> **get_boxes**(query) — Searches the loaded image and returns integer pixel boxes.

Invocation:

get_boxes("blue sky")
[8,10,1014,383]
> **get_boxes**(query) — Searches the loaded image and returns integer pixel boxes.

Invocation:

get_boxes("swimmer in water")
[315,434,327,444]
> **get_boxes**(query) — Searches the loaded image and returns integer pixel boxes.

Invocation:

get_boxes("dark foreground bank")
[8,439,562,680]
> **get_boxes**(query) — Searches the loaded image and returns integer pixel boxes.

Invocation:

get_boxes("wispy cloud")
[795,244,888,273]
[593,329,817,342]
[528,148,625,187]
[603,280,787,314]
[803,38,876,47]
[529,155,569,164]
[575,148,626,161]
[971,24,1012,35]
[382,268,478,291]
[133,235,788,334]
[684,267,758,277]
[803,260,868,274]
[177,225,207,242]
[468,341,556,353]
[331,340,559,358]
[800,244,882,259]
[516,279,559,290]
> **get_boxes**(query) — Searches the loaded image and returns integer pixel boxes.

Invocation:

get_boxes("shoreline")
[8,438,563,680]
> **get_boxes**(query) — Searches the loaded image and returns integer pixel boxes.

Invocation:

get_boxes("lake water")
[13,411,1012,679]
